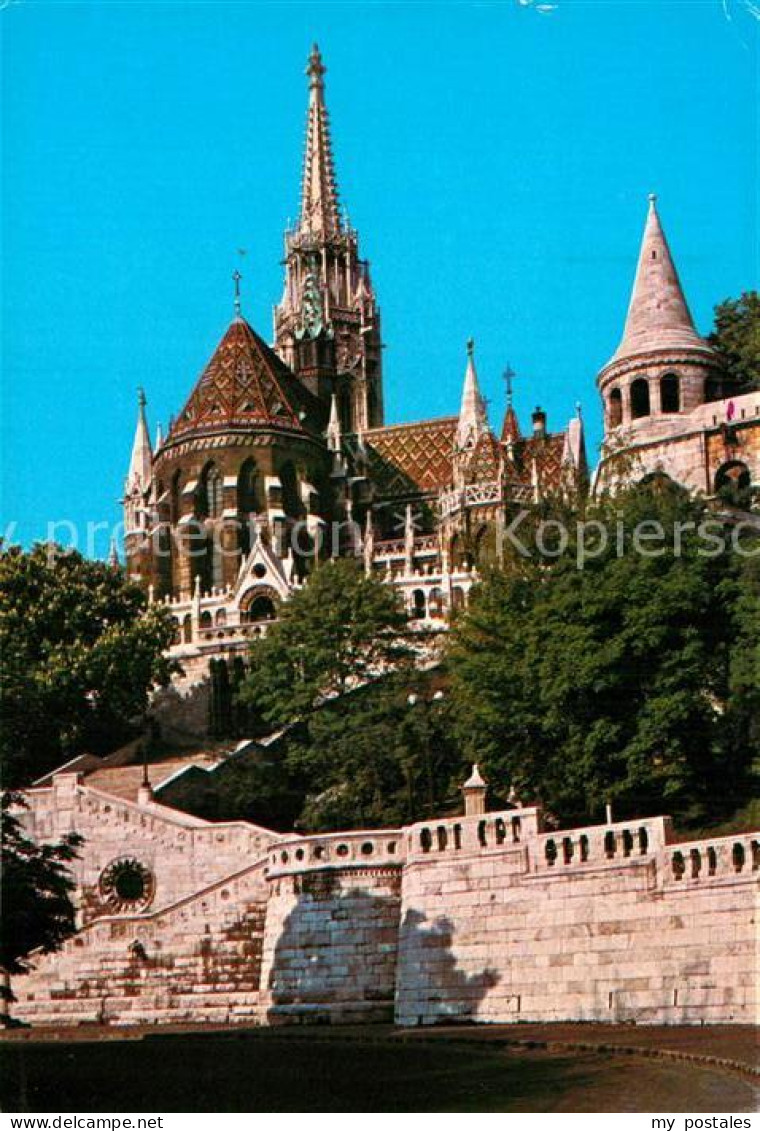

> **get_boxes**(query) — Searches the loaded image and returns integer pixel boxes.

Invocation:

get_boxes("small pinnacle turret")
[126,388,153,494]
[456,338,488,450]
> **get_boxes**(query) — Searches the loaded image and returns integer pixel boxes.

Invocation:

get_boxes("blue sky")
[2,0,758,554]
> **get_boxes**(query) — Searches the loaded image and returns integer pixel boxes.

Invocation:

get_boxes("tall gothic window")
[238,459,260,514]
[196,463,223,519]
[608,388,623,428]
[170,470,183,524]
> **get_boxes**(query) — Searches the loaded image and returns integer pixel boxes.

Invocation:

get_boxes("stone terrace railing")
[267,828,405,877]
[664,831,760,886]
[405,808,543,861]
[531,816,672,874]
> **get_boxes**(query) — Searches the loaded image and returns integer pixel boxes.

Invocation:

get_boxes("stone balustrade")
[267,828,405,877]
[666,831,760,885]
[533,816,671,873]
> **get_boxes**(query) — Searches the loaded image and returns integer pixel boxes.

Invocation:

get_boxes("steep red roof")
[169,317,323,440]
[364,417,457,498]
[508,432,567,491]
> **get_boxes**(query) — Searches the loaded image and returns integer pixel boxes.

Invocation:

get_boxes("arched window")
[170,470,183,524]
[714,461,751,506]
[450,534,468,572]
[196,463,223,519]
[241,594,277,624]
[238,459,260,515]
[660,373,680,413]
[608,388,623,428]
[428,588,445,619]
[451,586,466,610]
[410,589,426,620]
[182,615,192,644]
[279,461,302,519]
[630,378,651,419]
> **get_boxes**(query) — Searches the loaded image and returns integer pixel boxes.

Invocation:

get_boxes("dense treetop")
[0,544,175,786]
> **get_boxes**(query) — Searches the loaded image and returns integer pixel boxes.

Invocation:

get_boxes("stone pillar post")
[462,764,487,817]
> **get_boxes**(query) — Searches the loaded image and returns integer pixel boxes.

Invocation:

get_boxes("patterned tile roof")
[364,417,458,498]
[510,432,567,491]
[169,317,324,440]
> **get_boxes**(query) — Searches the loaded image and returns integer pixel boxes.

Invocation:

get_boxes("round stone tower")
[597,196,725,444]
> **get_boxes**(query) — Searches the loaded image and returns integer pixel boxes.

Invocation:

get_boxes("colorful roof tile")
[364,417,458,498]
[169,317,324,440]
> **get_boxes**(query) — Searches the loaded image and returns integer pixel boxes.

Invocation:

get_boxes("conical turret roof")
[125,390,152,491]
[605,196,713,369]
[169,317,323,440]
[456,339,488,450]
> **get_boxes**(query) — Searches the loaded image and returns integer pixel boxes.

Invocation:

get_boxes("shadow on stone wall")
[395,907,500,1026]
[266,878,499,1026]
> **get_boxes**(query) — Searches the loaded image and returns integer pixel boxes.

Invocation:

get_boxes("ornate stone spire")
[274,47,384,430]
[608,195,707,366]
[456,339,488,450]
[126,388,153,492]
[299,44,341,236]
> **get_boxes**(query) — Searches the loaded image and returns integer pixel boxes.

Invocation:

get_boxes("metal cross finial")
[137,386,147,410]
[503,364,516,407]
[232,269,242,317]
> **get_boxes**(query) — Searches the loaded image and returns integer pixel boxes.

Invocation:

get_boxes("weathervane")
[232,268,242,318]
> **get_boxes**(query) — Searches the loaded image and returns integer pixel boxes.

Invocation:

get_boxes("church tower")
[274,45,384,433]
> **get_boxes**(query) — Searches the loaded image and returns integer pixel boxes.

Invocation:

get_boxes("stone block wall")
[259,830,405,1024]
[11,777,759,1029]
[394,813,758,1027]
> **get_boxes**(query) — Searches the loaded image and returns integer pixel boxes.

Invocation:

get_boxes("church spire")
[608,194,706,366]
[456,339,488,450]
[299,44,341,236]
[126,388,153,492]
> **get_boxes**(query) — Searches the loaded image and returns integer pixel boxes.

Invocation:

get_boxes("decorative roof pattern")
[606,196,712,369]
[364,417,458,498]
[511,432,567,490]
[169,317,323,440]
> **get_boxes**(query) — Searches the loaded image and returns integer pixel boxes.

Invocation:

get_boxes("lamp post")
[406,689,445,817]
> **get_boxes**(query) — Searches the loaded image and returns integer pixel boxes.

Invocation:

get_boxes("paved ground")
[397,1021,760,1074]
[1,1024,757,1113]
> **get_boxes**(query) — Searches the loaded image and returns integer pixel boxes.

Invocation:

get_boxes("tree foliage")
[0,544,176,786]
[238,558,412,726]
[1,793,82,996]
[709,291,760,392]
[448,483,759,827]
[228,559,462,831]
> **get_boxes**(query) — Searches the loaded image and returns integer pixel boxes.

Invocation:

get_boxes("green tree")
[0,544,176,786]
[709,291,760,392]
[238,558,412,726]
[234,559,462,831]
[448,483,759,827]
[1,793,82,1019]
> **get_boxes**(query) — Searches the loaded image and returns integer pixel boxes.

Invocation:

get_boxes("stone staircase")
[13,855,272,1027]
